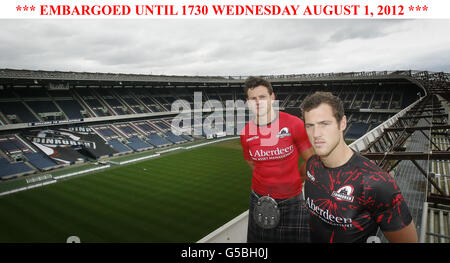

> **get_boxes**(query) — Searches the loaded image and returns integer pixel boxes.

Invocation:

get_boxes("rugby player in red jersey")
[240,77,314,242]
[301,91,418,243]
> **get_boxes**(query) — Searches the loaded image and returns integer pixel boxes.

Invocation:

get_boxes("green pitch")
[0,139,253,242]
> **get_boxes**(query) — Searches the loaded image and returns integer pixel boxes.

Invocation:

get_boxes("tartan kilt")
[247,190,310,243]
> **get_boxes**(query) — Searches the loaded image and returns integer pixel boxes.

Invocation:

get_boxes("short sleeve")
[292,117,312,153]
[367,172,413,232]
[240,129,251,161]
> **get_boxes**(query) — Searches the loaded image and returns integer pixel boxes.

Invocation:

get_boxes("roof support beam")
[361,151,450,160]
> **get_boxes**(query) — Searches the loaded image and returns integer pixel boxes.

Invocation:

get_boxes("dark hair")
[243,76,273,97]
[300,91,344,122]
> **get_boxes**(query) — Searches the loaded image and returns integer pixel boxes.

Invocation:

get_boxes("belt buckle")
[253,195,280,229]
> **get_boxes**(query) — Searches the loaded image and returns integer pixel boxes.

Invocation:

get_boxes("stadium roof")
[1,68,448,96]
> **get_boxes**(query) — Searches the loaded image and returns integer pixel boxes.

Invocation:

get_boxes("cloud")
[328,20,408,42]
[0,19,449,75]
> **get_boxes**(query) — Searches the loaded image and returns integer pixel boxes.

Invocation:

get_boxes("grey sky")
[0,19,449,76]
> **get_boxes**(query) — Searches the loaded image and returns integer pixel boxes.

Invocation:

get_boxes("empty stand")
[0,101,39,123]
[0,158,34,179]
[127,136,153,151]
[135,122,156,133]
[24,152,59,171]
[164,131,187,144]
[55,100,85,119]
[26,100,65,121]
[147,133,172,147]
[108,139,132,154]
[0,135,34,156]
[345,123,370,140]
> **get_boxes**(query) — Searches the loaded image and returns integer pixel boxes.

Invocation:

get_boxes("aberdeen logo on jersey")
[248,145,294,161]
[276,127,291,138]
[306,197,353,228]
[331,185,354,202]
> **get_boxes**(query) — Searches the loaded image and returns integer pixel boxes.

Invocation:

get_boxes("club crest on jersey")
[331,185,354,202]
[276,127,291,138]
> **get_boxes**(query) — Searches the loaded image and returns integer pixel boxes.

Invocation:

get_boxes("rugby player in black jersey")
[300,92,418,243]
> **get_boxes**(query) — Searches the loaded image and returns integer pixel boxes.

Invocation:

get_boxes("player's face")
[247,85,275,120]
[304,103,346,158]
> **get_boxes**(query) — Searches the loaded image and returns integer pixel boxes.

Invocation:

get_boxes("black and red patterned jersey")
[304,152,413,243]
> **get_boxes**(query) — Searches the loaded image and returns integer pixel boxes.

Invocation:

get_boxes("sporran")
[253,195,280,229]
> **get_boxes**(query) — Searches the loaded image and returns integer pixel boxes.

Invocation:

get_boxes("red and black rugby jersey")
[305,152,413,243]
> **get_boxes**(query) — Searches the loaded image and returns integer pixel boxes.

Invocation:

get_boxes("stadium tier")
[0,68,436,180]
[127,136,154,151]
[23,152,59,171]
[55,100,85,119]
[0,101,39,123]
[147,133,172,147]
[108,139,132,154]
[0,157,34,179]
[165,131,187,144]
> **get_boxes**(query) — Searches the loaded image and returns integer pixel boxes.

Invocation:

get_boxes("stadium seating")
[26,101,60,114]
[164,131,187,144]
[127,136,153,151]
[108,139,132,153]
[52,146,87,164]
[0,101,38,123]
[104,98,128,115]
[0,157,34,179]
[97,128,118,138]
[135,123,156,133]
[24,152,59,171]
[0,140,23,153]
[118,125,138,136]
[180,134,194,142]
[139,97,158,112]
[345,123,370,139]
[77,133,118,159]
[147,133,172,147]
[154,121,170,130]
[0,136,33,156]
[55,100,85,119]
[123,98,147,113]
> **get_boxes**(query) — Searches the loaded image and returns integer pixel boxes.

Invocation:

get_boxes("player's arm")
[299,147,315,180]
[292,116,315,179]
[246,160,255,170]
[240,133,254,170]
[367,168,418,243]
[383,221,418,243]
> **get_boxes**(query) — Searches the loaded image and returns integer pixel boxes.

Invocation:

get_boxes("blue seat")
[147,134,172,147]
[0,158,34,178]
[345,123,370,139]
[180,134,194,142]
[127,137,153,151]
[24,152,58,170]
[164,131,186,144]
[27,101,60,114]
[0,101,38,123]
[56,100,84,119]
[108,139,132,153]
